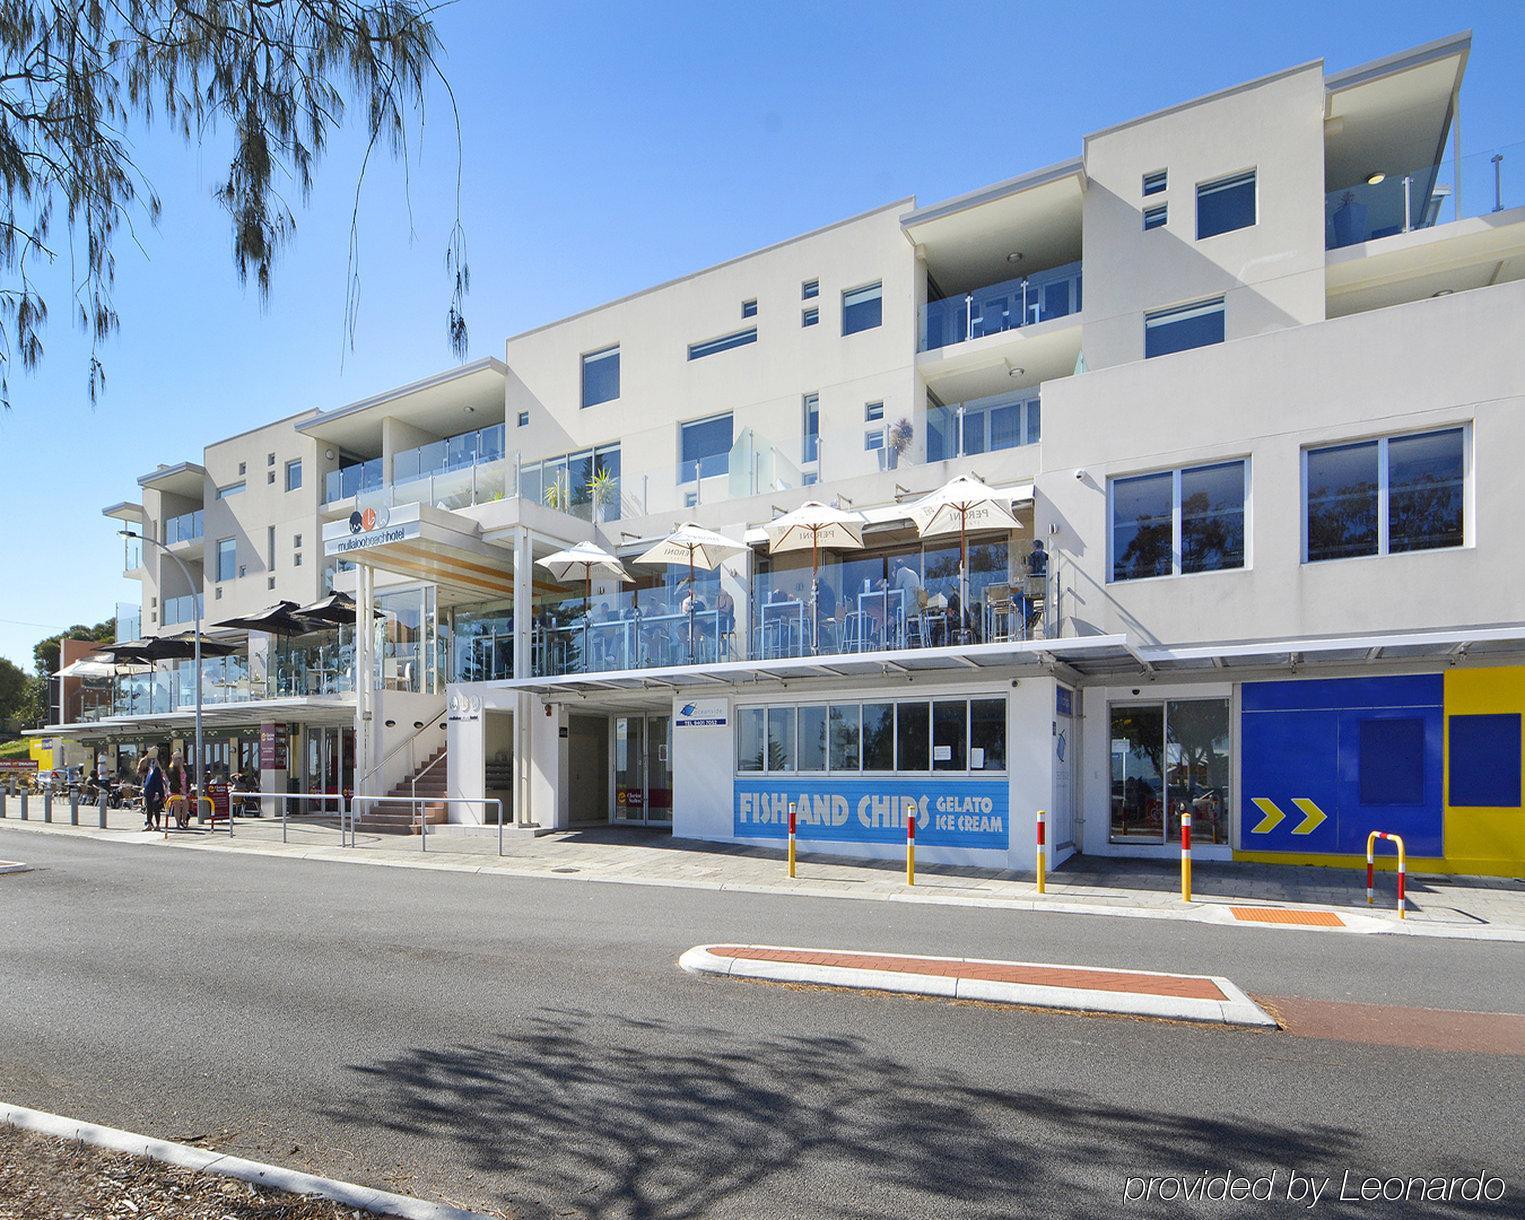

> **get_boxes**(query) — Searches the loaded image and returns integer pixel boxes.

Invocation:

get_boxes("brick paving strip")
[1262,997,1525,1056]
[679,944,1278,1027]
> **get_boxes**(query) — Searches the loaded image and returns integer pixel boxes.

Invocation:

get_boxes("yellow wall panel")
[1443,666,1525,874]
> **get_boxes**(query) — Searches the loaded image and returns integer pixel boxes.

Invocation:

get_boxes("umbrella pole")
[811,534,820,656]
[960,511,969,645]
[584,569,592,674]
[688,553,697,664]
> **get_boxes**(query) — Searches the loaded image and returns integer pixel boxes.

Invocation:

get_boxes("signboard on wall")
[734,778,1008,850]
[258,722,288,770]
[676,698,728,728]
[0,760,39,773]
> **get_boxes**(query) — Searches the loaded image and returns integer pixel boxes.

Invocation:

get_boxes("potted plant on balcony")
[1331,189,1368,249]
[883,417,914,470]
[587,467,618,520]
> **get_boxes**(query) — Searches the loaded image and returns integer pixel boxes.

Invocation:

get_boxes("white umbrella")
[536,542,634,669]
[907,475,1022,640]
[764,501,866,653]
[55,656,146,679]
[636,522,746,662]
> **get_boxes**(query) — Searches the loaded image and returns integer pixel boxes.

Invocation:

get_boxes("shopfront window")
[1110,699,1229,844]
[738,697,1006,776]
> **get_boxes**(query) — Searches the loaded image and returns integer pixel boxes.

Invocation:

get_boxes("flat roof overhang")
[102,501,145,525]
[32,694,358,739]
[1134,625,1525,673]
[297,358,508,452]
[323,501,516,598]
[136,462,207,499]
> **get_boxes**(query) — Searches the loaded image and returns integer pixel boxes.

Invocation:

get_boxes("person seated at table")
[1025,539,1049,580]
[680,586,706,615]
[815,579,837,620]
[767,584,789,604]
[891,557,923,602]
[716,590,735,635]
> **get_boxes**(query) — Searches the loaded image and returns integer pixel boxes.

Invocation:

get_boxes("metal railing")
[232,790,347,845]
[345,794,504,853]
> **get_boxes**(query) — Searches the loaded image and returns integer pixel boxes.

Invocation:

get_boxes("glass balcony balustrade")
[324,456,384,504]
[1326,138,1522,249]
[115,602,140,643]
[164,509,204,545]
[920,260,1082,352]
[107,636,357,717]
[926,390,1041,462]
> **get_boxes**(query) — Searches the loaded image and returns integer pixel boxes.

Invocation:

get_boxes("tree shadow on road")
[317,1005,1510,1220]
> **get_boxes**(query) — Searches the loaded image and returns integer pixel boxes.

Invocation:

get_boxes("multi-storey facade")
[46,33,1525,875]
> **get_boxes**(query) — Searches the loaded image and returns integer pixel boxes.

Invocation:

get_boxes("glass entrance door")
[612,715,673,825]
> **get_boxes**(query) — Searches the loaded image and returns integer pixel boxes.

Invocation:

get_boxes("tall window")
[1110,699,1230,844]
[679,413,733,482]
[581,346,620,407]
[1304,427,1464,562]
[1111,460,1246,581]
[842,282,882,335]
[802,393,819,464]
[1144,298,1224,358]
[1196,171,1256,239]
[216,537,236,582]
[284,459,302,492]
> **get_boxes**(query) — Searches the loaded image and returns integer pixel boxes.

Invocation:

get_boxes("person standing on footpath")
[141,751,167,832]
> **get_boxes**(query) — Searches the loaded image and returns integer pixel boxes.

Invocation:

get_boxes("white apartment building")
[49,32,1525,877]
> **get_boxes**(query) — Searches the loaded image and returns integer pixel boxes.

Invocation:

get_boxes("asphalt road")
[1,831,1522,1219]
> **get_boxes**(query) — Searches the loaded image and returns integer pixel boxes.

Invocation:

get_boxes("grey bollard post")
[98,793,108,828]
[0,786,6,818]
[70,790,80,825]
[43,790,53,823]
[19,791,28,821]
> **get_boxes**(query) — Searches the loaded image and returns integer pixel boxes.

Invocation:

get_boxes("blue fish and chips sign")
[734,778,1009,849]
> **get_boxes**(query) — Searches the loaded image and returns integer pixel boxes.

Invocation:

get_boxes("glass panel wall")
[1110,699,1230,845]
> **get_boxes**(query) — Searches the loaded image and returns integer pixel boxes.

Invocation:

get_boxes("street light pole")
[121,529,215,836]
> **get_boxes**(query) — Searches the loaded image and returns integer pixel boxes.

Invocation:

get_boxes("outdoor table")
[585,618,633,672]
[856,588,907,650]
[759,599,806,658]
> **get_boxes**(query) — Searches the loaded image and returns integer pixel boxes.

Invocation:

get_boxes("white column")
[512,528,534,826]
[356,564,375,792]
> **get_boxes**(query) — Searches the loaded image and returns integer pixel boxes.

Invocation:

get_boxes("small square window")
[684,491,699,508]
[1197,171,1257,239]
[802,279,819,300]
[1143,204,1167,231]
[1143,170,1167,196]
[842,282,882,335]
[802,307,819,327]
[294,553,303,567]
[864,401,884,422]
[517,410,529,428]
[267,470,276,484]
[293,533,302,549]
[238,461,246,476]
[268,576,276,590]
[238,563,247,578]
[865,430,885,451]
[741,299,757,318]
[215,588,222,600]
[267,453,276,467]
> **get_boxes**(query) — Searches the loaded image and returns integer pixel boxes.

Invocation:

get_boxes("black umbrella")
[294,591,365,626]
[155,630,241,659]
[211,600,312,636]
[92,638,160,662]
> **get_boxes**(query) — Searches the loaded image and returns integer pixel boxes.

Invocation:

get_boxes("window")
[267,471,276,485]
[679,413,733,482]
[864,401,883,422]
[842,282,882,335]
[266,526,276,571]
[864,430,884,452]
[293,552,303,567]
[738,699,1005,775]
[1304,428,1464,562]
[688,328,757,361]
[1111,460,1245,581]
[741,299,757,318]
[1196,171,1256,239]
[285,459,302,492]
[1144,297,1224,358]
[1143,169,1167,196]
[517,410,530,428]
[216,481,245,499]
[216,538,236,582]
[1143,204,1167,231]
[803,394,819,464]
[802,307,819,327]
[293,533,303,549]
[581,345,620,407]
[520,444,622,522]
[237,461,246,476]
[802,279,819,300]
[1110,699,1230,844]
[267,452,276,466]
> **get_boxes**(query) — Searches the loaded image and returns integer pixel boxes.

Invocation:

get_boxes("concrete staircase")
[355,749,448,835]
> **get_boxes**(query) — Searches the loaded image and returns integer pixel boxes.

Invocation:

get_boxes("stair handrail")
[410,748,452,816]
[372,701,445,793]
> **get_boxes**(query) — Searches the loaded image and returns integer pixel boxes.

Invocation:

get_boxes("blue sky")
[1,0,1521,670]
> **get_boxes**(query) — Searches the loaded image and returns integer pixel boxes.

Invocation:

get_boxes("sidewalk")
[4,809,1524,941]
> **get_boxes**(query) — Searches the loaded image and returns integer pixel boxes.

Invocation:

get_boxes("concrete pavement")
[2,834,1523,1217]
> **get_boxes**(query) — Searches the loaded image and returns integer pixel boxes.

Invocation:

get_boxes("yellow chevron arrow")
[1250,797,1285,834]
[1290,798,1328,835]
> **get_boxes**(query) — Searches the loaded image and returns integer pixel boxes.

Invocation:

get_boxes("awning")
[323,502,516,597]
[34,694,358,739]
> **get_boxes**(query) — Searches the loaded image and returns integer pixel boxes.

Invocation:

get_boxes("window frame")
[1142,169,1167,196]
[741,298,758,319]
[841,281,883,336]
[1107,693,1232,846]
[580,344,621,408]
[1300,424,1469,563]
[215,481,245,499]
[1108,459,1249,583]
[284,459,302,492]
[678,411,734,483]
[801,306,819,328]
[215,537,237,583]
[1142,204,1168,231]
[1195,169,1258,240]
[1143,296,1225,359]
[734,696,1008,777]
[801,279,819,300]
[687,327,758,361]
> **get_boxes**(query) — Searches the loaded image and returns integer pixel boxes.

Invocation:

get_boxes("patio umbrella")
[294,591,367,625]
[155,630,241,659]
[55,656,148,679]
[636,523,746,662]
[211,600,312,636]
[763,501,866,653]
[907,475,1022,640]
[537,541,633,619]
[92,638,162,663]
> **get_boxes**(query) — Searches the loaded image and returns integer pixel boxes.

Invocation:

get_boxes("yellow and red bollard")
[1180,806,1192,903]
[1366,830,1407,918]
[905,800,916,886]
[1035,808,1047,894]
[787,801,797,878]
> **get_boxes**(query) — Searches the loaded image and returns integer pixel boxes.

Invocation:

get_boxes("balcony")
[919,261,1082,352]
[324,457,383,504]
[114,602,140,643]
[926,390,1040,462]
[164,509,204,546]
[108,644,356,717]
[1326,139,1521,250]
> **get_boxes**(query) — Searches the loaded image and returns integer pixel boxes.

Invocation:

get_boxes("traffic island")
[680,944,1278,1027]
